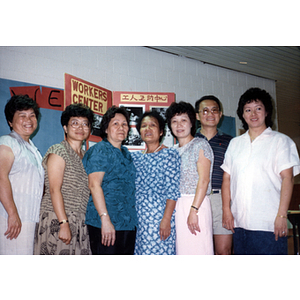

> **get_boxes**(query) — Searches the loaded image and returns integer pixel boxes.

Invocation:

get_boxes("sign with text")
[113,91,175,151]
[65,74,112,145]
[9,85,64,111]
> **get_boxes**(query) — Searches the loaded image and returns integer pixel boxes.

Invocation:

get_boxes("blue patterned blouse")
[82,138,137,231]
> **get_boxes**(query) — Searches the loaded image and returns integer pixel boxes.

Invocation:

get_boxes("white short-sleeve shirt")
[0,131,44,222]
[221,127,300,232]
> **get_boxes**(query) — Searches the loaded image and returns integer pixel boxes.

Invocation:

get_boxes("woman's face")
[9,108,37,141]
[170,113,192,139]
[63,116,91,142]
[106,113,129,145]
[242,100,267,130]
[140,116,162,145]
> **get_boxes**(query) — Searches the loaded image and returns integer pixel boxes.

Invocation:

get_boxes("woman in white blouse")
[0,95,44,254]
[221,88,300,254]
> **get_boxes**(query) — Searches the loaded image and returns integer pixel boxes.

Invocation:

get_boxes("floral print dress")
[132,148,181,255]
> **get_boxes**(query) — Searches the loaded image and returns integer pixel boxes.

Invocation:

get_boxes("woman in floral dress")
[132,111,181,255]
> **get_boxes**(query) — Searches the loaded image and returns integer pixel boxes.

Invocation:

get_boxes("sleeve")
[200,139,214,164]
[220,140,233,175]
[82,142,110,175]
[0,135,20,157]
[276,135,300,176]
[42,144,67,169]
[164,148,181,201]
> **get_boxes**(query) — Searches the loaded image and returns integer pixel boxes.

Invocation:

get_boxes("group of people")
[0,87,299,255]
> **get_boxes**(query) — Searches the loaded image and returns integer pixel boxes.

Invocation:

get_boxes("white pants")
[0,214,36,255]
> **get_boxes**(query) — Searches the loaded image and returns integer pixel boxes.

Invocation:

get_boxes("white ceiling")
[149,46,300,139]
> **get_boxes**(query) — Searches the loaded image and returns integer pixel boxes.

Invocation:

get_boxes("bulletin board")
[113,91,176,151]
[64,73,112,149]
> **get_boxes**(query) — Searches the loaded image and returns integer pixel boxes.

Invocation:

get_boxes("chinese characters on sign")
[113,91,175,151]
[120,93,169,103]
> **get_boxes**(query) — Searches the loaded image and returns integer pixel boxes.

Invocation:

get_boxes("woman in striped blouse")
[34,103,94,255]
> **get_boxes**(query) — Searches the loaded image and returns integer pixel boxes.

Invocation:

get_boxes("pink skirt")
[175,194,214,255]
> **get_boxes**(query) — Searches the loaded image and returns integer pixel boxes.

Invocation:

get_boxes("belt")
[211,189,221,194]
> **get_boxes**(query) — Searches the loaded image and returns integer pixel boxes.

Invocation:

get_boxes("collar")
[102,138,131,159]
[196,128,223,139]
[9,130,36,149]
[243,127,272,141]
[61,139,85,158]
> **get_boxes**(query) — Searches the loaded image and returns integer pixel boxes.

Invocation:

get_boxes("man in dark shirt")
[195,95,233,255]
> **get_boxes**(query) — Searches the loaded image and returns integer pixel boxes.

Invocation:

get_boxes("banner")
[64,73,112,146]
[113,91,175,151]
[9,85,64,111]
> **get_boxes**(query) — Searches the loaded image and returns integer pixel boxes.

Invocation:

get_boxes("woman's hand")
[47,153,71,244]
[221,172,235,233]
[5,212,22,240]
[0,145,22,239]
[187,209,200,235]
[160,217,171,240]
[222,208,235,233]
[58,223,72,245]
[187,149,211,236]
[101,216,116,246]
[88,172,116,247]
[160,199,176,240]
[274,167,294,241]
[274,216,288,241]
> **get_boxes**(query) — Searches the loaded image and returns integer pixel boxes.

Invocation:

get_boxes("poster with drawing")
[150,106,174,148]
[113,91,175,151]
[122,105,145,149]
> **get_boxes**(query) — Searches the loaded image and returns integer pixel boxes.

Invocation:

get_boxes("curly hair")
[61,103,94,129]
[165,101,196,137]
[98,106,130,139]
[237,87,273,130]
[136,110,166,143]
[5,94,40,130]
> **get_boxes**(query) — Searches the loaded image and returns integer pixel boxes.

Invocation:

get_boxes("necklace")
[143,145,162,154]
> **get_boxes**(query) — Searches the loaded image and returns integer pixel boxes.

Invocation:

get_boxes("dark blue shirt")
[195,129,232,189]
[82,138,137,231]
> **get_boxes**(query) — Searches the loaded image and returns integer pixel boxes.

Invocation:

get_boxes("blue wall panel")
[0,78,64,156]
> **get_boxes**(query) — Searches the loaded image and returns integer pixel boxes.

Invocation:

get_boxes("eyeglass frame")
[198,108,220,115]
[69,120,91,130]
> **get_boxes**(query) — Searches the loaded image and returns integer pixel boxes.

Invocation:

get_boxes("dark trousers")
[233,227,288,255]
[87,225,136,255]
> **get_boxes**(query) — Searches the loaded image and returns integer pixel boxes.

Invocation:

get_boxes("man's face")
[196,100,222,128]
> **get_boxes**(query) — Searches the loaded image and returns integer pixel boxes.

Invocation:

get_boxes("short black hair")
[237,87,273,130]
[136,110,166,143]
[165,101,197,137]
[61,103,94,136]
[5,94,40,130]
[195,95,222,112]
[99,105,130,139]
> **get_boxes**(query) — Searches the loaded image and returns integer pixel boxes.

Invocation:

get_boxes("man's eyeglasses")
[199,108,220,115]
